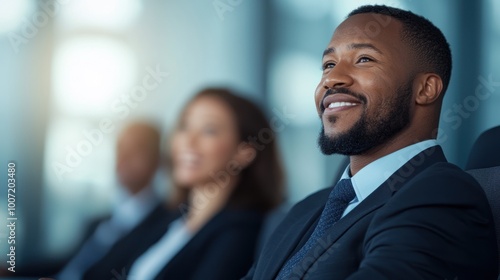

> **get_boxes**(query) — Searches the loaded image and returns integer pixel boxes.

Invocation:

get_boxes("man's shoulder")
[390,161,486,205]
[411,161,480,190]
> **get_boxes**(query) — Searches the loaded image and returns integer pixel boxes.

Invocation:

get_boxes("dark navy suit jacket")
[243,146,498,279]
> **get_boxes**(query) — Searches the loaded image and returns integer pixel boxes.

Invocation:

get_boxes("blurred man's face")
[116,125,159,194]
[315,13,415,155]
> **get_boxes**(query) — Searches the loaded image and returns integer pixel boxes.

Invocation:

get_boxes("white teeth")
[328,102,358,108]
[181,154,197,161]
[179,153,200,165]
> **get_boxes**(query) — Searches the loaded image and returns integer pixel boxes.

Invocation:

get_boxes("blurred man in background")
[57,122,176,280]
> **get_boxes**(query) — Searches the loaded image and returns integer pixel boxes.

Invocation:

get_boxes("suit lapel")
[293,180,393,276]
[292,146,447,277]
[260,189,330,279]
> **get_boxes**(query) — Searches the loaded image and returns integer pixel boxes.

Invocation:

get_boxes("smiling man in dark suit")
[243,5,498,280]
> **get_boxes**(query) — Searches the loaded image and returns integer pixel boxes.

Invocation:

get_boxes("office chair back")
[467,166,500,279]
[466,126,500,170]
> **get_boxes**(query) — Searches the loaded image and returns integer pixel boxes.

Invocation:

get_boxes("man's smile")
[321,93,363,116]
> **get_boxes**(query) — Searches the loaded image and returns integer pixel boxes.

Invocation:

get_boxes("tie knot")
[329,179,355,204]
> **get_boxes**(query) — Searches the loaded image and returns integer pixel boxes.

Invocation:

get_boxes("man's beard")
[318,80,413,155]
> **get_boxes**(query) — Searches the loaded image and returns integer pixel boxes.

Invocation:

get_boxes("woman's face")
[171,96,242,187]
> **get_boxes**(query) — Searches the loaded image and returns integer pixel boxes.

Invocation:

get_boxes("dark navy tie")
[276,179,355,279]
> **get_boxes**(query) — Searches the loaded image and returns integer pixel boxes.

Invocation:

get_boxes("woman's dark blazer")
[154,207,264,280]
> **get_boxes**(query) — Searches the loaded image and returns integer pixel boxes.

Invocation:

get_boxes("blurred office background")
[0,0,499,275]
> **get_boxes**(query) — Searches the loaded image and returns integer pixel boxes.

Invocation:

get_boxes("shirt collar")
[341,140,439,203]
[110,186,160,230]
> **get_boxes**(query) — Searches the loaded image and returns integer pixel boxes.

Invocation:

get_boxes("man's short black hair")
[349,5,452,96]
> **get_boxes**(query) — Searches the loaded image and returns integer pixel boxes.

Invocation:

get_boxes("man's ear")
[234,142,257,169]
[414,73,443,105]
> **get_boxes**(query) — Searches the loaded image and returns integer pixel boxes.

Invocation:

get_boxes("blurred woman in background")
[129,88,285,280]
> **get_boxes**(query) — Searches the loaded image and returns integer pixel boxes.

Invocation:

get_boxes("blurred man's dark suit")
[243,146,498,279]
[57,187,179,280]
[81,204,178,280]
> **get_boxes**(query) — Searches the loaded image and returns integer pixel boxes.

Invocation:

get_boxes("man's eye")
[358,57,372,63]
[322,62,336,70]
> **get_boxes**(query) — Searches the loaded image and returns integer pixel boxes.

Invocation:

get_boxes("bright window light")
[0,0,35,33]
[57,0,142,31]
[269,52,321,126]
[52,36,138,116]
